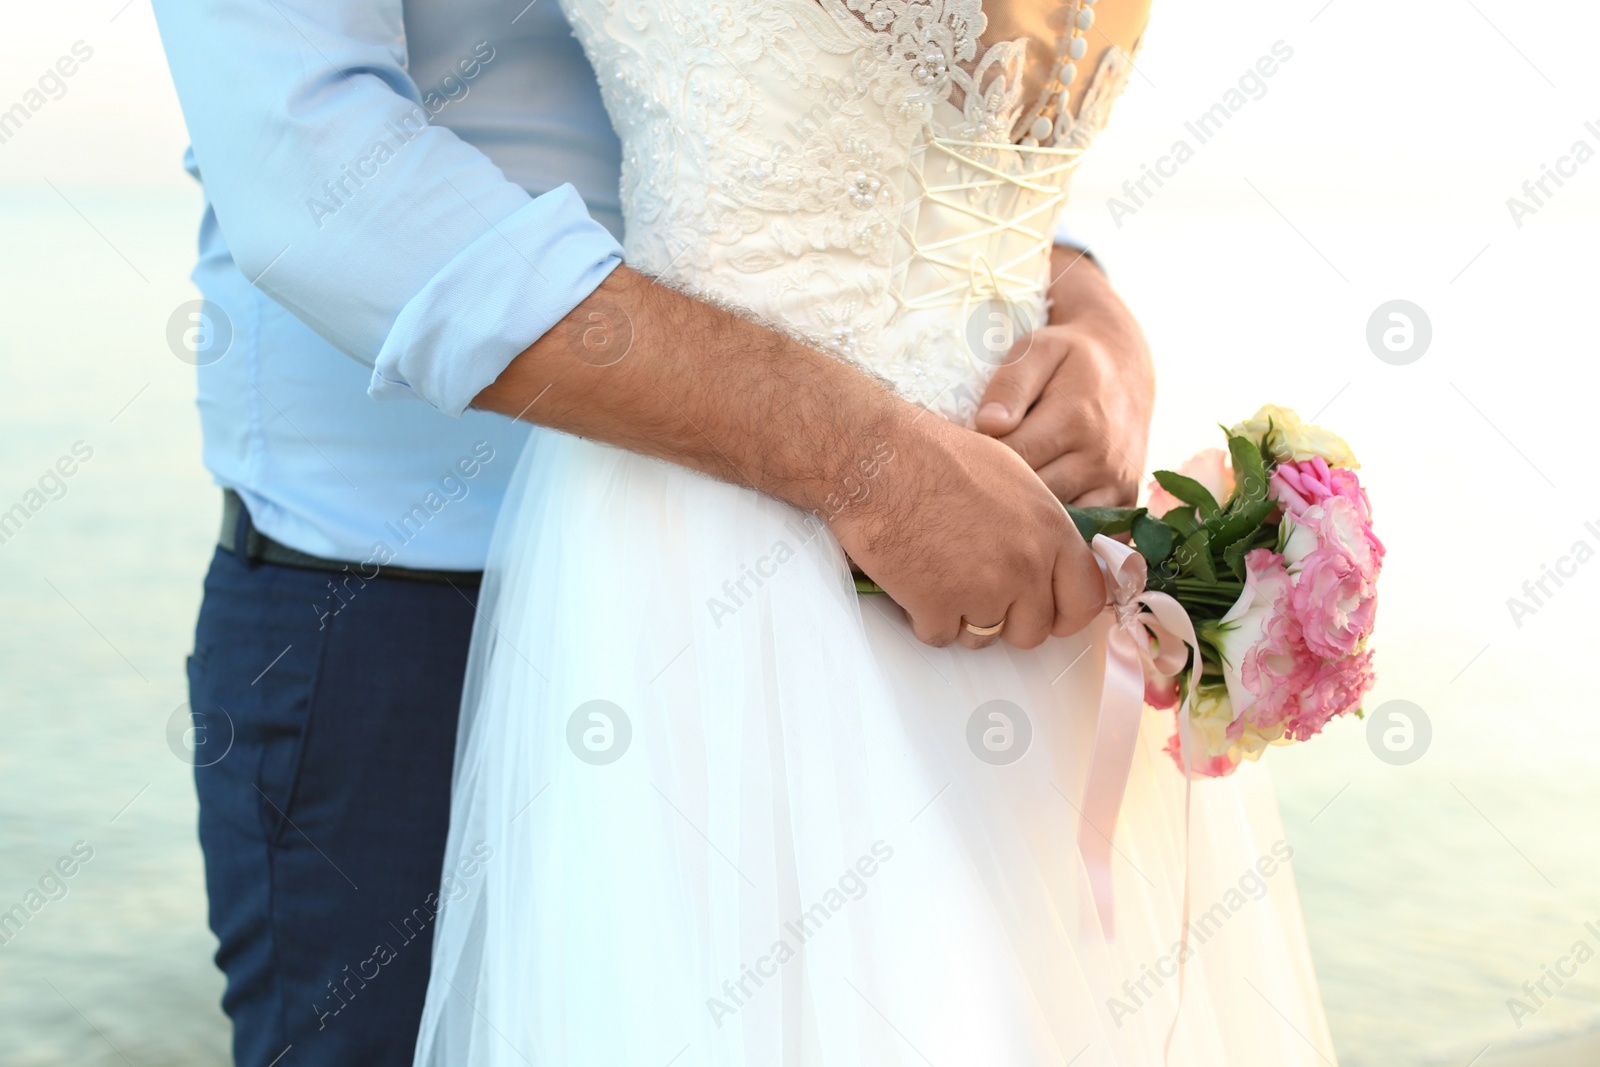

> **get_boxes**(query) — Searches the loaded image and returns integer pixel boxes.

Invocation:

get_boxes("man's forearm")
[475,261,1106,646]
[473,265,911,517]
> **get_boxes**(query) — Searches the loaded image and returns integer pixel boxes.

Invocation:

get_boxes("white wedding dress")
[416,2,1338,1064]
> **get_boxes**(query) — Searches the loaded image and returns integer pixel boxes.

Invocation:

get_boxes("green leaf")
[1207,498,1276,556]
[1064,505,1145,542]
[1227,434,1270,508]
[1131,512,1175,568]
[1174,527,1215,582]
[1164,506,1200,539]
[1222,537,1251,582]
[1152,470,1221,520]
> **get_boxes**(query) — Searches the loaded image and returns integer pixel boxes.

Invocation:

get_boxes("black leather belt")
[218,489,483,587]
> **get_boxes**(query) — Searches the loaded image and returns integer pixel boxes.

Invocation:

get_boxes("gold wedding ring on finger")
[963,618,1006,637]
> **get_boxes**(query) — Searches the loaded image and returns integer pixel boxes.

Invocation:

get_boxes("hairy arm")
[476,266,900,517]
[475,265,1106,648]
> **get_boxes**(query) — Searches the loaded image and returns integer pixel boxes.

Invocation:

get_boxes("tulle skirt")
[414,430,1337,1066]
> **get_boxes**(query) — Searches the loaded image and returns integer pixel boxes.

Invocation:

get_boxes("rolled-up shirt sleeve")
[1053,218,1107,275]
[151,0,623,416]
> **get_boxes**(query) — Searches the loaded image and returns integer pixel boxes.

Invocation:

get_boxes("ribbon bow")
[1079,535,1202,939]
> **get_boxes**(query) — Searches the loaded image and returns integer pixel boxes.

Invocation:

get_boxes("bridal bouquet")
[1069,405,1382,779]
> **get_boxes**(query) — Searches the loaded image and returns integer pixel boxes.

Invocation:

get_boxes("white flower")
[1211,549,1302,727]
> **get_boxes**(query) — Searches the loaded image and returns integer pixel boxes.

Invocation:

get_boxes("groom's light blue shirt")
[153,0,1092,571]
[152,0,625,569]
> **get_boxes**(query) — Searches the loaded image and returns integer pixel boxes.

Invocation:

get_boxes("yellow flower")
[1230,404,1359,470]
[1188,685,1286,764]
[1188,687,1238,759]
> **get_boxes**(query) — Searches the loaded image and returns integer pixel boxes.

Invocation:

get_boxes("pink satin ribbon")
[1079,535,1201,940]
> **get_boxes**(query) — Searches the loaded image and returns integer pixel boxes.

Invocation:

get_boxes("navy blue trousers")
[187,542,478,1066]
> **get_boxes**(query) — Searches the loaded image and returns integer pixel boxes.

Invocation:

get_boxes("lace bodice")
[559,0,1144,421]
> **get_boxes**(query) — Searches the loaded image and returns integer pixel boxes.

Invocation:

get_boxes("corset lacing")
[892,135,1084,317]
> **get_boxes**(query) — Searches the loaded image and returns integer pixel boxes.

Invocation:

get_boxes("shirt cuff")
[370,183,624,416]
[1052,220,1105,276]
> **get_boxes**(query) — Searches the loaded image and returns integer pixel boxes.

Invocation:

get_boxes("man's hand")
[975,246,1154,507]
[831,412,1106,651]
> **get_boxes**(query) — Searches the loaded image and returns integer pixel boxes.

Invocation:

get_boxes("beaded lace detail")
[559,0,1136,420]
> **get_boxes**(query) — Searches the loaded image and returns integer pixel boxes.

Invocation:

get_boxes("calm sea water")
[1,185,1596,1065]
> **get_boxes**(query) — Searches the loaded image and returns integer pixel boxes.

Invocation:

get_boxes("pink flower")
[1281,649,1375,741]
[1285,497,1381,660]
[1271,457,1384,560]
[1213,550,1318,730]
[1146,448,1235,517]
[1144,670,1180,710]
[1163,728,1241,778]
[1237,609,1316,731]
[1270,456,1363,519]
